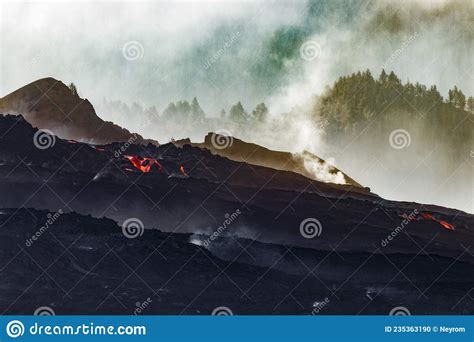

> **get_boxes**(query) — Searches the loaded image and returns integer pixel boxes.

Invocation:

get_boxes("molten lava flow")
[124,155,163,173]
[437,220,455,231]
[93,147,106,152]
[398,211,455,231]
[420,212,455,231]
[179,165,188,177]
[421,212,434,220]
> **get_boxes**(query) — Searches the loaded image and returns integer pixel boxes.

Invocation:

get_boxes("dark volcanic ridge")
[0,208,473,315]
[0,77,157,145]
[0,113,471,258]
[1,77,364,188]
[176,133,363,188]
[0,79,473,315]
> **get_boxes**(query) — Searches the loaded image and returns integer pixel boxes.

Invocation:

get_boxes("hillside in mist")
[96,69,473,213]
[316,69,472,144]
[314,70,473,213]
[0,78,157,145]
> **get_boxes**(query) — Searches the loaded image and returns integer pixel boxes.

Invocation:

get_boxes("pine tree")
[229,102,247,121]
[176,100,191,119]
[68,82,79,97]
[191,97,205,119]
[467,96,474,114]
[378,69,388,84]
[252,103,269,121]
[163,102,177,119]
[454,87,466,110]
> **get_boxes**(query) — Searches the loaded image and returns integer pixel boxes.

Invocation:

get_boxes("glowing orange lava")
[124,155,164,173]
[179,165,188,177]
[420,212,455,231]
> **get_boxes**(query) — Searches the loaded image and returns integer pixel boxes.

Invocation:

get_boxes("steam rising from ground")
[294,153,347,185]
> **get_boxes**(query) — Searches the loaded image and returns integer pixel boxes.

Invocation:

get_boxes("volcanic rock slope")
[0,107,473,314]
[1,208,473,315]
[186,133,363,187]
[0,78,156,145]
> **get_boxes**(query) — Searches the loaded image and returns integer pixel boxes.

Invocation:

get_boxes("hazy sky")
[1,0,472,116]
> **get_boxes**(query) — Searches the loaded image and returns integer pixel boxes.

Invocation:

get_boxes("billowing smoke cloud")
[271,0,473,112]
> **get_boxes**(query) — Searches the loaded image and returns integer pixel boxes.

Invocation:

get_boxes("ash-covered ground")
[0,113,473,315]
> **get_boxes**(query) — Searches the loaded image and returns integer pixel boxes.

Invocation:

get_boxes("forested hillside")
[316,69,472,146]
